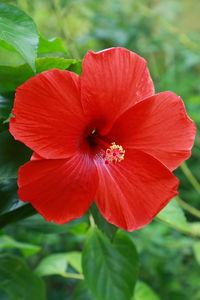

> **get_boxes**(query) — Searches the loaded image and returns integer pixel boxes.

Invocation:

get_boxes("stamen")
[91,133,125,164]
[104,142,125,164]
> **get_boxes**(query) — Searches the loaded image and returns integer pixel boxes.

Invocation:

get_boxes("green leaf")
[35,253,69,277]
[73,281,94,300]
[19,214,88,234]
[0,179,18,215]
[0,130,31,181]
[90,202,117,240]
[35,252,82,277]
[0,254,46,300]
[38,34,68,55]
[68,59,82,75]
[35,57,76,73]
[0,234,40,257]
[193,241,200,264]
[156,198,190,232]
[189,222,200,237]
[0,3,39,71]
[0,204,36,229]
[133,281,160,300]
[0,95,13,119]
[66,252,82,273]
[0,39,16,52]
[82,228,139,300]
[0,57,78,93]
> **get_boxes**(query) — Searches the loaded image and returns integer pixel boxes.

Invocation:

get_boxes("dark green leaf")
[38,34,68,55]
[19,214,88,234]
[0,122,8,133]
[0,57,78,93]
[0,3,39,71]
[0,95,13,119]
[0,204,36,229]
[73,281,94,300]
[82,228,139,300]
[0,179,18,215]
[0,254,46,300]
[90,202,117,240]
[0,130,32,181]
[68,59,82,75]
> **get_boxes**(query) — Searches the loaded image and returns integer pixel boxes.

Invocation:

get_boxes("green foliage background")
[0,0,200,299]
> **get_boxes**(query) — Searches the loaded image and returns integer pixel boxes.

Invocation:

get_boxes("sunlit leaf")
[38,34,68,55]
[35,252,82,277]
[193,241,200,265]
[0,3,39,71]
[156,198,190,232]
[35,253,69,277]
[189,222,200,237]
[133,281,160,300]
[66,252,82,273]
[0,57,78,93]
[0,234,40,257]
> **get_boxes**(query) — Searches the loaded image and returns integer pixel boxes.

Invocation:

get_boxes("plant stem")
[180,162,200,195]
[155,216,197,238]
[89,213,95,227]
[61,272,84,280]
[176,197,200,219]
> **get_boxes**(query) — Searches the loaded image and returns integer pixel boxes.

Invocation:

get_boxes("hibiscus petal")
[107,92,196,171]
[81,47,154,135]
[18,154,98,224]
[94,150,179,231]
[31,152,43,161]
[10,69,88,159]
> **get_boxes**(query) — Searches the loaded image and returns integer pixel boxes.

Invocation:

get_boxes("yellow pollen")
[104,142,125,164]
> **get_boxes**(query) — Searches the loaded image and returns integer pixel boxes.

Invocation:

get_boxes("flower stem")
[89,213,95,227]
[176,197,200,219]
[155,216,197,238]
[180,162,200,195]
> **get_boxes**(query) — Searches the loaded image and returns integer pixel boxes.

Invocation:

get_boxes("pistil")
[92,134,125,164]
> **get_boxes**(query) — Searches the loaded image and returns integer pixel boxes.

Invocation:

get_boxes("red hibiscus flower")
[9,47,196,231]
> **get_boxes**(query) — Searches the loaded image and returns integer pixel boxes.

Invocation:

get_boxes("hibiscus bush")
[0,1,200,300]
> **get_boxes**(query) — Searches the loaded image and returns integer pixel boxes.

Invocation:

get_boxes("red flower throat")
[87,130,125,164]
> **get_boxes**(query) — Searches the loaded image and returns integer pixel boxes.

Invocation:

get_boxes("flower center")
[91,133,125,164]
[103,142,125,164]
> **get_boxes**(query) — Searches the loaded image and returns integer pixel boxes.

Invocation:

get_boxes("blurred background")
[0,0,200,299]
